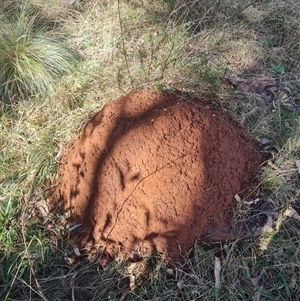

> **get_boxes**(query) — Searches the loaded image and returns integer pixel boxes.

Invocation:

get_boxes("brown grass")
[1,0,300,300]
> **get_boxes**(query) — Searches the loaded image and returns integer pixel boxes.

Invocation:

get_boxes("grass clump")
[0,2,78,102]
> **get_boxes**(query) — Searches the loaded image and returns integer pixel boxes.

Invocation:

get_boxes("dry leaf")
[227,76,277,103]
[177,279,184,290]
[284,121,293,129]
[35,199,49,216]
[214,256,221,289]
[126,261,148,291]
[235,192,260,205]
[228,76,277,94]
[69,224,82,232]
[243,198,260,205]
[234,194,242,202]
[64,255,76,265]
[166,268,174,277]
[251,276,260,285]
[73,245,81,257]
[260,138,270,145]
[23,213,31,220]
[129,273,135,290]
[295,160,300,174]
[290,276,297,289]
[253,291,261,301]
[127,262,137,291]
[268,161,279,170]
[284,207,300,220]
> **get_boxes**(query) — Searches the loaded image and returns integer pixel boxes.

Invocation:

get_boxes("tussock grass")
[0,1,79,102]
[1,0,300,300]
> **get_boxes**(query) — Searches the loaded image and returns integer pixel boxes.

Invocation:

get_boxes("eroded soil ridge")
[50,90,264,259]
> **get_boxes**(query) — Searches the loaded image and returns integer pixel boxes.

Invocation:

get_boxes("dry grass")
[1,0,300,300]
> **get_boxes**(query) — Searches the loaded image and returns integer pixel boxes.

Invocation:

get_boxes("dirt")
[50,89,265,260]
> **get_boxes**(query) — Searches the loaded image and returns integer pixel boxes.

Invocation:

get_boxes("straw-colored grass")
[1,0,300,300]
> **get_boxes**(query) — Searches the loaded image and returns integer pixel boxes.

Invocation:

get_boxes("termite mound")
[50,89,265,260]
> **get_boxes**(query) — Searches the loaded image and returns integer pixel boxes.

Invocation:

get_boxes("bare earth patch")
[50,90,265,260]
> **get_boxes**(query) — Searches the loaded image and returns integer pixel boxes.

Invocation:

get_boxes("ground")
[1,0,300,300]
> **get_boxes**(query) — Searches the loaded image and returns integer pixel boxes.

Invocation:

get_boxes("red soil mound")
[50,90,265,259]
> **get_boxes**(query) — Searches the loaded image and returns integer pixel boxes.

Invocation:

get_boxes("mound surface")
[50,90,264,259]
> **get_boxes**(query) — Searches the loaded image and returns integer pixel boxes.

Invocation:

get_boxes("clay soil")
[50,90,265,260]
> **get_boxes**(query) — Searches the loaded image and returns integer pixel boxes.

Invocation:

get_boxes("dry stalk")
[4,255,26,301]
[20,205,48,301]
[117,0,134,87]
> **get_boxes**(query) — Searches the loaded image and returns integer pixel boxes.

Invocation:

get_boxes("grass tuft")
[0,1,79,102]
